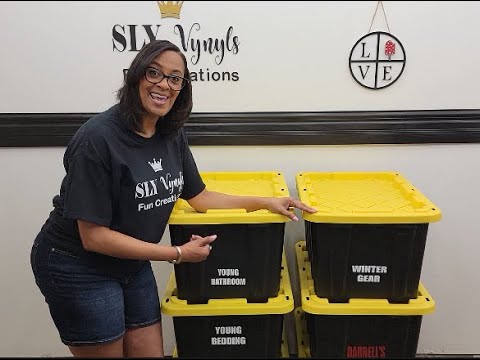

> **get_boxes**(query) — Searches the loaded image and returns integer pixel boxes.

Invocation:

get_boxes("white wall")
[1,1,480,357]
[1,1,480,112]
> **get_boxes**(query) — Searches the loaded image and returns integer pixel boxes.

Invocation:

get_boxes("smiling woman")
[28,39,315,359]
[136,51,187,136]
[117,41,193,138]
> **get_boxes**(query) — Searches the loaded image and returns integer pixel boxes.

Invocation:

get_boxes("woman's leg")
[68,338,124,358]
[31,233,127,356]
[123,322,164,357]
[122,262,163,357]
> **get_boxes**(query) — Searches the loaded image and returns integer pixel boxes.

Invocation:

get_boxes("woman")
[30,39,316,358]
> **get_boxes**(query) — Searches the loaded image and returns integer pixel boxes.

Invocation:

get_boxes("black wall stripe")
[1,109,480,147]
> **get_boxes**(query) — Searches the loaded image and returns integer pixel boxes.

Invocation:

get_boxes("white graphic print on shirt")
[148,158,163,172]
[135,172,184,212]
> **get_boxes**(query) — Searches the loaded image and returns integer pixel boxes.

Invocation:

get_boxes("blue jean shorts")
[30,232,161,346]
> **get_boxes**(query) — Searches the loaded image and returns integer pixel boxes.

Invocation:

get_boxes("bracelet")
[169,245,182,265]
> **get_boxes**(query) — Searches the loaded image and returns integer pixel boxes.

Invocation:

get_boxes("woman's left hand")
[266,197,316,221]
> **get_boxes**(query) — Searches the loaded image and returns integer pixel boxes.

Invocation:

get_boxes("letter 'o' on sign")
[349,31,406,90]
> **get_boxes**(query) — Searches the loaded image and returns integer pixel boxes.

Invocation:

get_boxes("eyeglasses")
[144,67,189,91]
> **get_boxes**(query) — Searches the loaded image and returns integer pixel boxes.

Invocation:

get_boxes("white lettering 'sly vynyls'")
[159,172,184,194]
[135,179,158,199]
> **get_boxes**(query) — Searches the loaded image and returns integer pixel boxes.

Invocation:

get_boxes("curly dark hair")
[117,40,193,135]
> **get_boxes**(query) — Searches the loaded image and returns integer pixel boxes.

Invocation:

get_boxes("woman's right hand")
[179,234,217,263]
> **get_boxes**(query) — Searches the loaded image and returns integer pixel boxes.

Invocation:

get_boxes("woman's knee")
[68,336,124,358]
[124,322,164,357]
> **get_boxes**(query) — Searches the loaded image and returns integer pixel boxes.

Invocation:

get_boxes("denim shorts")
[30,231,161,346]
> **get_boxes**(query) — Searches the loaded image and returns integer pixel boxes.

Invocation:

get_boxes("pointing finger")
[198,235,217,246]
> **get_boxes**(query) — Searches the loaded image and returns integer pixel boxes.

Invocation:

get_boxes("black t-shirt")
[42,104,205,268]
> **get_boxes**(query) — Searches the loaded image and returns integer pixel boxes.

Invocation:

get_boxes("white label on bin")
[211,326,246,346]
[352,265,387,283]
[211,268,246,286]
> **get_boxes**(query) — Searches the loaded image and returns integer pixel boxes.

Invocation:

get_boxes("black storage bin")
[168,171,292,304]
[173,314,284,359]
[307,313,422,359]
[162,251,294,359]
[296,171,441,302]
[294,242,436,359]
[169,223,285,303]
[305,222,429,302]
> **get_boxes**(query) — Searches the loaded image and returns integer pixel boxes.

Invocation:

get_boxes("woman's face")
[139,50,186,122]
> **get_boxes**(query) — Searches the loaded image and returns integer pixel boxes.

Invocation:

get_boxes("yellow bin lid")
[296,171,441,224]
[169,171,292,224]
[161,251,294,316]
[295,241,436,315]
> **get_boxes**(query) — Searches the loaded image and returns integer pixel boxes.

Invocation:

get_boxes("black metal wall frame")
[1,109,480,147]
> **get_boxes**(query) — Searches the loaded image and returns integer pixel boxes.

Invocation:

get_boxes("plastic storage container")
[161,251,294,359]
[169,171,292,304]
[296,171,441,302]
[172,322,290,358]
[295,241,435,359]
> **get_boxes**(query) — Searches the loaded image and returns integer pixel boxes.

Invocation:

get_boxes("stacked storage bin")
[163,252,293,358]
[294,242,435,358]
[170,319,291,358]
[170,327,291,358]
[294,171,441,358]
[171,335,291,358]
[162,171,294,358]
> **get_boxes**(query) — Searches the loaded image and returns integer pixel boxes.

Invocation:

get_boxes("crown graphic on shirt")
[157,1,184,19]
[148,158,163,172]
